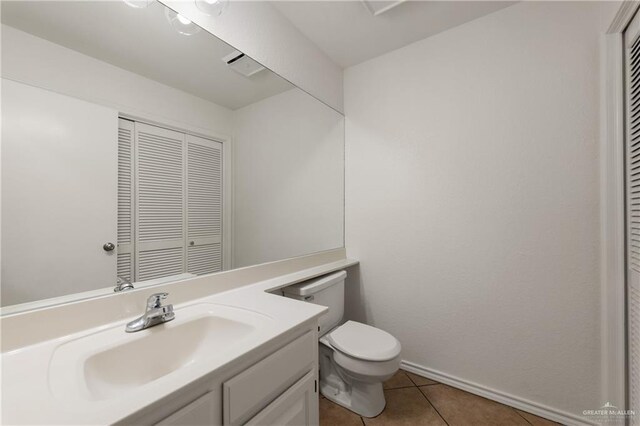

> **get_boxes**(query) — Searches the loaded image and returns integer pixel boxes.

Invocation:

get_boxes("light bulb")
[177,14,192,25]
[165,9,202,36]
[195,0,229,17]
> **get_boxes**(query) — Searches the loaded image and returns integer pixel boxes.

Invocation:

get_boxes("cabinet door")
[156,391,217,426]
[245,371,317,426]
[223,332,315,425]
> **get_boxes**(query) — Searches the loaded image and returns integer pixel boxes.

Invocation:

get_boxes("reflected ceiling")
[1,1,293,110]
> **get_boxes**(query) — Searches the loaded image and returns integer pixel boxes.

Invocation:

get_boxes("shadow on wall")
[343,265,368,324]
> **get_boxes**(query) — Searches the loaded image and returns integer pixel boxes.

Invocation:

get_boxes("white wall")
[162,0,343,113]
[233,88,344,268]
[1,25,233,137]
[344,1,618,421]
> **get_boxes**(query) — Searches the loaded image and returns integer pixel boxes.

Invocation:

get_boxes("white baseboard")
[400,360,596,426]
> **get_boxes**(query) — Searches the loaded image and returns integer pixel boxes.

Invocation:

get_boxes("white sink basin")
[48,303,271,401]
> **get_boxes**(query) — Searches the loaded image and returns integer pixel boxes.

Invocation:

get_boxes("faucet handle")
[146,292,169,309]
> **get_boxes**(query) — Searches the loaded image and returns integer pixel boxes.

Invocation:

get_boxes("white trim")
[608,1,640,34]
[222,135,234,271]
[231,124,239,270]
[600,31,628,414]
[602,1,636,415]
[400,360,597,426]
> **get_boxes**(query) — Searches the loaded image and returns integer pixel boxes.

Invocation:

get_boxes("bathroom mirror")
[0,1,344,312]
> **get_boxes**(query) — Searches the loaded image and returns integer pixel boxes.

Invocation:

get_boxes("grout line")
[417,385,450,426]
[401,370,422,389]
[514,408,534,426]
[360,416,366,425]
[405,371,420,387]
[403,370,440,388]
[384,385,417,390]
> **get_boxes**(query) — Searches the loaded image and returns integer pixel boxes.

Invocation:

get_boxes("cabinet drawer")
[223,331,315,425]
[156,391,216,426]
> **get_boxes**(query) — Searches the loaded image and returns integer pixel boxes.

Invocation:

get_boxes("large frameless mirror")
[0,0,344,313]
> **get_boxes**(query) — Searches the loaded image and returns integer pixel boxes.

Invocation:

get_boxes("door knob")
[103,242,116,252]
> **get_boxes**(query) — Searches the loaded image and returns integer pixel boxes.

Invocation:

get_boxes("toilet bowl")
[282,271,401,417]
[319,320,401,416]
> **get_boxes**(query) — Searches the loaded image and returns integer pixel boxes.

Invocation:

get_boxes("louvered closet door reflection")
[186,134,223,275]
[117,118,134,281]
[625,11,640,418]
[135,122,186,281]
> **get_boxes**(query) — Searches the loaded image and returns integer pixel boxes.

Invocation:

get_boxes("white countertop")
[1,276,333,425]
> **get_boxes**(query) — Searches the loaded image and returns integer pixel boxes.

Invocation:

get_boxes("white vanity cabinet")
[223,331,317,425]
[145,326,319,426]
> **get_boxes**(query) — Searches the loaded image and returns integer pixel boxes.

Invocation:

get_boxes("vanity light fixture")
[122,0,154,9]
[195,0,229,17]
[165,8,202,36]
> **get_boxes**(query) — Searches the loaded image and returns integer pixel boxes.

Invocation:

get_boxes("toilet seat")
[326,320,401,361]
[318,320,402,417]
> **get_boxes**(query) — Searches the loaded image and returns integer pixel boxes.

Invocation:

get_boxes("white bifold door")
[625,12,640,418]
[117,119,223,282]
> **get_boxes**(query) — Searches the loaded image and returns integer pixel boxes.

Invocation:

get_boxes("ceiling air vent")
[222,50,265,77]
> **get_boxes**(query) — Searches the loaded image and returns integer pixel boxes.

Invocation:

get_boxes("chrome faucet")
[114,276,134,292]
[125,292,175,333]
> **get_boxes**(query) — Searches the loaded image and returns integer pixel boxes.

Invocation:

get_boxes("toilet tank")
[282,270,346,336]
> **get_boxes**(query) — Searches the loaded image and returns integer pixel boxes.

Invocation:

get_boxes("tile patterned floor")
[319,370,561,426]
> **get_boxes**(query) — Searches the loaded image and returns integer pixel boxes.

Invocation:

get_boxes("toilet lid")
[327,321,401,362]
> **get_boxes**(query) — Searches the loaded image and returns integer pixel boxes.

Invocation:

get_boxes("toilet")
[282,271,401,417]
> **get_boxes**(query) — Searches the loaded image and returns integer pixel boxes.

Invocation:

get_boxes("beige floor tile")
[363,387,447,426]
[516,409,561,426]
[320,397,363,426]
[420,384,529,426]
[405,371,438,386]
[383,370,414,389]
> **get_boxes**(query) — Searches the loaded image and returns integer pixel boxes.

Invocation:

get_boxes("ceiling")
[272,1,516,68]
[1,1,516,106]
[1,1,293,110]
